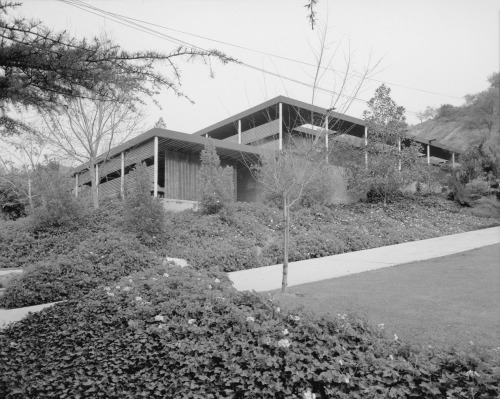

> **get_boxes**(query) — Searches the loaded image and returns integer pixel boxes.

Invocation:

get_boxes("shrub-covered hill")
[1,265,498,398]
[1,195,498,273]
[153,195,498,271]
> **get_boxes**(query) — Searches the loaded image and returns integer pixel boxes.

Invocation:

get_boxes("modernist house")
[71,96,460,209]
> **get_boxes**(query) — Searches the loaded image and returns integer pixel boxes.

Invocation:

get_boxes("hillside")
[408,119,492,154]
[409,72,500,157]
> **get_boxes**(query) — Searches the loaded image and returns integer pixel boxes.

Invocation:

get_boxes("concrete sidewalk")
[0,302,61,329]
[228,226,500,292]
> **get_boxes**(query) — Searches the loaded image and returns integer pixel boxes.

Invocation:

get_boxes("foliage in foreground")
[124,163,166,238]
[199,141,235,215]
[1,265,498,398]
[0,200,123,269]
[0,231,161,308]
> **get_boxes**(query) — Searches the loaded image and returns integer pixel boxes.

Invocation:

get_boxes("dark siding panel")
[164,150,201,201]
[237,166,262,202]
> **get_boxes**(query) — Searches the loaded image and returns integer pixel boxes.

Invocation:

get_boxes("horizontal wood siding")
[77,139,154,188]
[98,176,121,199]
[242,119,279,145]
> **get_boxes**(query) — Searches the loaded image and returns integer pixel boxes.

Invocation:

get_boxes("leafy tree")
[416,106,437,123]
[155,117,167,129]
[463,72,499,135]
[199,141,234,214]
[361,84,424,206]
[456,142,499,184]
[124,162,165,239]
[0,166,27,219]
[0,1,233,135]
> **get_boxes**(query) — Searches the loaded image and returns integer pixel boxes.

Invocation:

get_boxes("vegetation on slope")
[410,72,500,157]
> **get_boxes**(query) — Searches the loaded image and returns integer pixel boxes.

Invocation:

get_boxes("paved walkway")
[228,226,500,292]
[0,302,62,329]
[1,227,499,328]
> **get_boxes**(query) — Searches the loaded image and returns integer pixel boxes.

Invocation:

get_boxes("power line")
[57,0,422,117]
[60,0,463,102]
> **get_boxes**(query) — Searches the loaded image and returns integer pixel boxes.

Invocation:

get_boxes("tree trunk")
[27,177,33,213]
[282,194,289,293]
[90,164,99,209]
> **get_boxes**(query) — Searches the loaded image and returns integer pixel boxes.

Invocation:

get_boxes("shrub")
[447,175,471,206]
[466,179,491,199]
[199,141,234,214]
[0,231,161,308]
[31,162,85,230]
[0,201,125,269]
[0,175,28,220]
[124,163,165,238]
[1,265,498,398]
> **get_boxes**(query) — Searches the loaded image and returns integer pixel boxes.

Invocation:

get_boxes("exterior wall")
[164,150,201,201]
[237,166,262,202]
[76,139,155,199]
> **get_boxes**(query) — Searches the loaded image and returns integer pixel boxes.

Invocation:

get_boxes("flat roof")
[71,128,262,175]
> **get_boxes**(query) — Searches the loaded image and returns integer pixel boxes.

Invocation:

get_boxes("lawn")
[269,243,500,352]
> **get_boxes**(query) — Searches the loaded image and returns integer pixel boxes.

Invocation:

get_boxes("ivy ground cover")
[1,265,499,398]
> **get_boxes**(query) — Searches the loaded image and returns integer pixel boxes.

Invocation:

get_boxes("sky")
[11,0,500,134]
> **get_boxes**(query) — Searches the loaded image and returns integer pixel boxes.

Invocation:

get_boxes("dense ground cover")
[269,244,500,352]
[0,194,498,309]
[154,195,498,271]
[1,264,498,398]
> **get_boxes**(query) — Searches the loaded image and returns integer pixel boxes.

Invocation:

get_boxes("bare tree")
[245,23,380,293]
[40,97,143,209]
[0,126,49,211]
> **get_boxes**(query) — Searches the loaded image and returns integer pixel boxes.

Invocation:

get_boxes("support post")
[325,116,329,163]
[120,152,125,199]
[278,102,283,150]
[427,144,430,165]
[452,152,455,168]
[153,136,158,197]
[238,119,242,144]
[398,139,402,171]
[364,126,368,170]
[74,174,79,197]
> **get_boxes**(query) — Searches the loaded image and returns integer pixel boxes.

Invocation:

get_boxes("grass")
[269,243,500,352]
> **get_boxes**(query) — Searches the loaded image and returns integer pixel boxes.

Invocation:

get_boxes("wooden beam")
[75,173,79,198]
[427,144,430,165]
[452,152,455,168]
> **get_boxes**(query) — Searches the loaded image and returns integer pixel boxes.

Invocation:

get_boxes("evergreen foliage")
[124,163,165,238]
[199,141,234,214]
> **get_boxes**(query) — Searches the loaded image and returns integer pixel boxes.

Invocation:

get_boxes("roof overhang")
[71,128,262,175]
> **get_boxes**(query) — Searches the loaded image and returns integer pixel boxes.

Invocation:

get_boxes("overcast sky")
[14,0,500,133]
